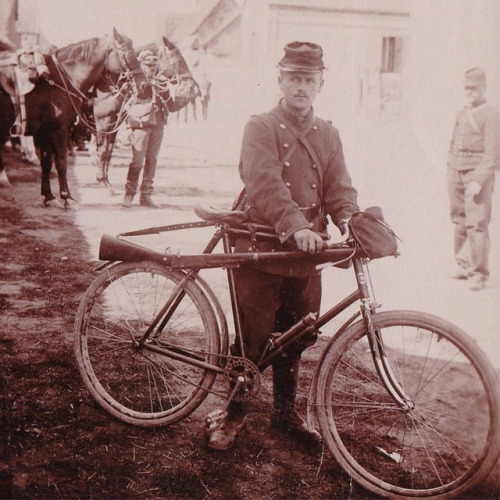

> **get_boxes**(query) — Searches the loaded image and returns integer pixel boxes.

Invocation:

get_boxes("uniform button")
[312,164,317,169]
[283,143,289,148]
[311,202,317,207]
[285,182,291,187]
[312,125,318,131]
[281,231,286,235]
[284,161,291,167]
[248,247,253,251]
[311,183,317,189]
[279,123,286,129]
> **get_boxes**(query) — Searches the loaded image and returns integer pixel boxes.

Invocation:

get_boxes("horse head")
[106,27,140,75]
[52,28,139,92]
[157,36,199,113]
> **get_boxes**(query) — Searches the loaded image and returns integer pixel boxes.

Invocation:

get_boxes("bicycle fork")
[354,258,415,411]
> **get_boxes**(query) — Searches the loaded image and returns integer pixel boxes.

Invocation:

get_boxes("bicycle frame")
[99,221,412,408]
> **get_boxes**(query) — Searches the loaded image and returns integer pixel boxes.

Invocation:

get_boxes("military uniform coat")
[235,102,359,276]
[448,100,500,184]
[127,77,168,130]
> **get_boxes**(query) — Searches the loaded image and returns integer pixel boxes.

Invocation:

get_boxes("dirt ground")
[1,148,499,500]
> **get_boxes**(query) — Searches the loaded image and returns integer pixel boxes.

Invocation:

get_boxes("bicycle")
[74,205,500,499]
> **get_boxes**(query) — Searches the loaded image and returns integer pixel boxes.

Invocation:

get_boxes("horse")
[0,28,139,207]
[93,36,199,187]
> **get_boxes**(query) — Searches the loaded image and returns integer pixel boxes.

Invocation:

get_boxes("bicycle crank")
[224,356,260,401]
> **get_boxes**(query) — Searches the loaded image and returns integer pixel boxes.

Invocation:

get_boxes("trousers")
[233,267,321,362]
[447,168,495,280]
[125,124,164,197]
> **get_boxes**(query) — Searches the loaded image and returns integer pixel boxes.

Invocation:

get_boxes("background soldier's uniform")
[447,84,500,285]
[124,51,167,208]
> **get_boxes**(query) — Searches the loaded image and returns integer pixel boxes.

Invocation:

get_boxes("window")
[381,36,403,73]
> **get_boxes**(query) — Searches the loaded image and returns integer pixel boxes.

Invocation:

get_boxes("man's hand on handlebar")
[294,228,324,254]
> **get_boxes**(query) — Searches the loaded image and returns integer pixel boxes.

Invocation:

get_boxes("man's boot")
[271,356,321,446]
[206,401,246,451]
[139,195,158,208]
[122,194,134,208]
[124,165,140,207]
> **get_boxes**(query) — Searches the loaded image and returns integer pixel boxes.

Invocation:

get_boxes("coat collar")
[272,100,315,130]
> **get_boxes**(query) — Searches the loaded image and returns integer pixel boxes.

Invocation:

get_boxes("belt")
[453,151,483,157]
[298,205,321,219]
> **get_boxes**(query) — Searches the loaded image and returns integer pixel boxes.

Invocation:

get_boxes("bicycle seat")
[194,202,250,225]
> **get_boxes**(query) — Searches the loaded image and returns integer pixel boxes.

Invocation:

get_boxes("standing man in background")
[447,68,500,290]
[123,50,168,209]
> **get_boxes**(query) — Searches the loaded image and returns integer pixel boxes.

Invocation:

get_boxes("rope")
[47,54,137,136]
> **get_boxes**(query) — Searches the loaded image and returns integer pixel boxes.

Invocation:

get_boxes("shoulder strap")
[270,111,323,185]
[466,107,480,134]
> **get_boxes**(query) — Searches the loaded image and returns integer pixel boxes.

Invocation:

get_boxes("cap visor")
[278,65,324,73]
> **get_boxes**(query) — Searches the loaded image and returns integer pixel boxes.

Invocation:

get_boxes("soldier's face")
[279,71,324,115]
[464,83,485,107]
[141,63,157,78]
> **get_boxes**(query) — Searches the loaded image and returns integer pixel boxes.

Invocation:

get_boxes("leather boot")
[122,194,134,208]
[271,356,321,446]
[139,195,158,208]
[206,401,246,451]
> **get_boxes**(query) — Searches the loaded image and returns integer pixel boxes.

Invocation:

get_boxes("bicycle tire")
[74,261,220,427]
[315,310,500,499]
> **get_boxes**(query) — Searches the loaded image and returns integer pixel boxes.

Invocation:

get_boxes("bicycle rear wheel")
[74,261,220,427]
[315,310,500,499]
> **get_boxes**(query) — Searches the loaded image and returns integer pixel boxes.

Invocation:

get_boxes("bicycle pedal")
[205,409,228,434]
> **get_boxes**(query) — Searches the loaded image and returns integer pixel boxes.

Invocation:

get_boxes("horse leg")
[103,131,117,188]
[37,140,58,205]
[192,97,197,121]
[0,153,12,188]
[52,131,75,208]
[96,135,106,183]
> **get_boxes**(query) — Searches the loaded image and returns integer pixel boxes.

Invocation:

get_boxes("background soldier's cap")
[464,67,486,87]
[278,41,325,72]
[138,50,159,66]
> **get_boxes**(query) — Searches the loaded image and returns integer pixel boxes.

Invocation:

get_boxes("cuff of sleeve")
[279,221,312,244]
[333,212,356,231]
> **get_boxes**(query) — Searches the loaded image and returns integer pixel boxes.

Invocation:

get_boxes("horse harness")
[46,40,143,136]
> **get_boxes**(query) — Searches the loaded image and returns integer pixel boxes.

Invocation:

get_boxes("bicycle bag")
[348,207,400,259]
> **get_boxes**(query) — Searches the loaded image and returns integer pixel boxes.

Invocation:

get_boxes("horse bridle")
[157,44,199,104]
[47,38,141,136]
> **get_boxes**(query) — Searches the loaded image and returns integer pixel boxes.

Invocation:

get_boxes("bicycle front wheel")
[74,261,220,427]
[315,311,500,499]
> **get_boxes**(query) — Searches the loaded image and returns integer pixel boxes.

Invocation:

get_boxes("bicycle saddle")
[194,202,250,225]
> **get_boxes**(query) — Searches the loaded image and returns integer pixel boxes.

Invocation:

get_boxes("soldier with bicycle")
[207,41,359,450]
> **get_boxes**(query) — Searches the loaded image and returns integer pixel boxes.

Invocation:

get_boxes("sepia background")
[1,1,499,497]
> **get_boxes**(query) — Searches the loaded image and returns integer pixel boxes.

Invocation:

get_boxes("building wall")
[0,0,20,50]
[237,0,410,125]
[406,0,500,168]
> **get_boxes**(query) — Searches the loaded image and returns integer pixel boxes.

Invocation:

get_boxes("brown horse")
[0,28,139,207]
[93,36,198,187]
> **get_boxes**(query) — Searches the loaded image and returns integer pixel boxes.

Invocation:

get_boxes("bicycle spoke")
[316,311,500,497]
[75,263,219,427]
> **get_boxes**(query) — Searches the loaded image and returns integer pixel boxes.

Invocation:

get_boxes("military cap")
[464,67,486,87]
[278,41,325,72]
[138,50,159,65]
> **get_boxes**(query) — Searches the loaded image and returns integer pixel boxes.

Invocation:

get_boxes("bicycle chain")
[145,343,260,402]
